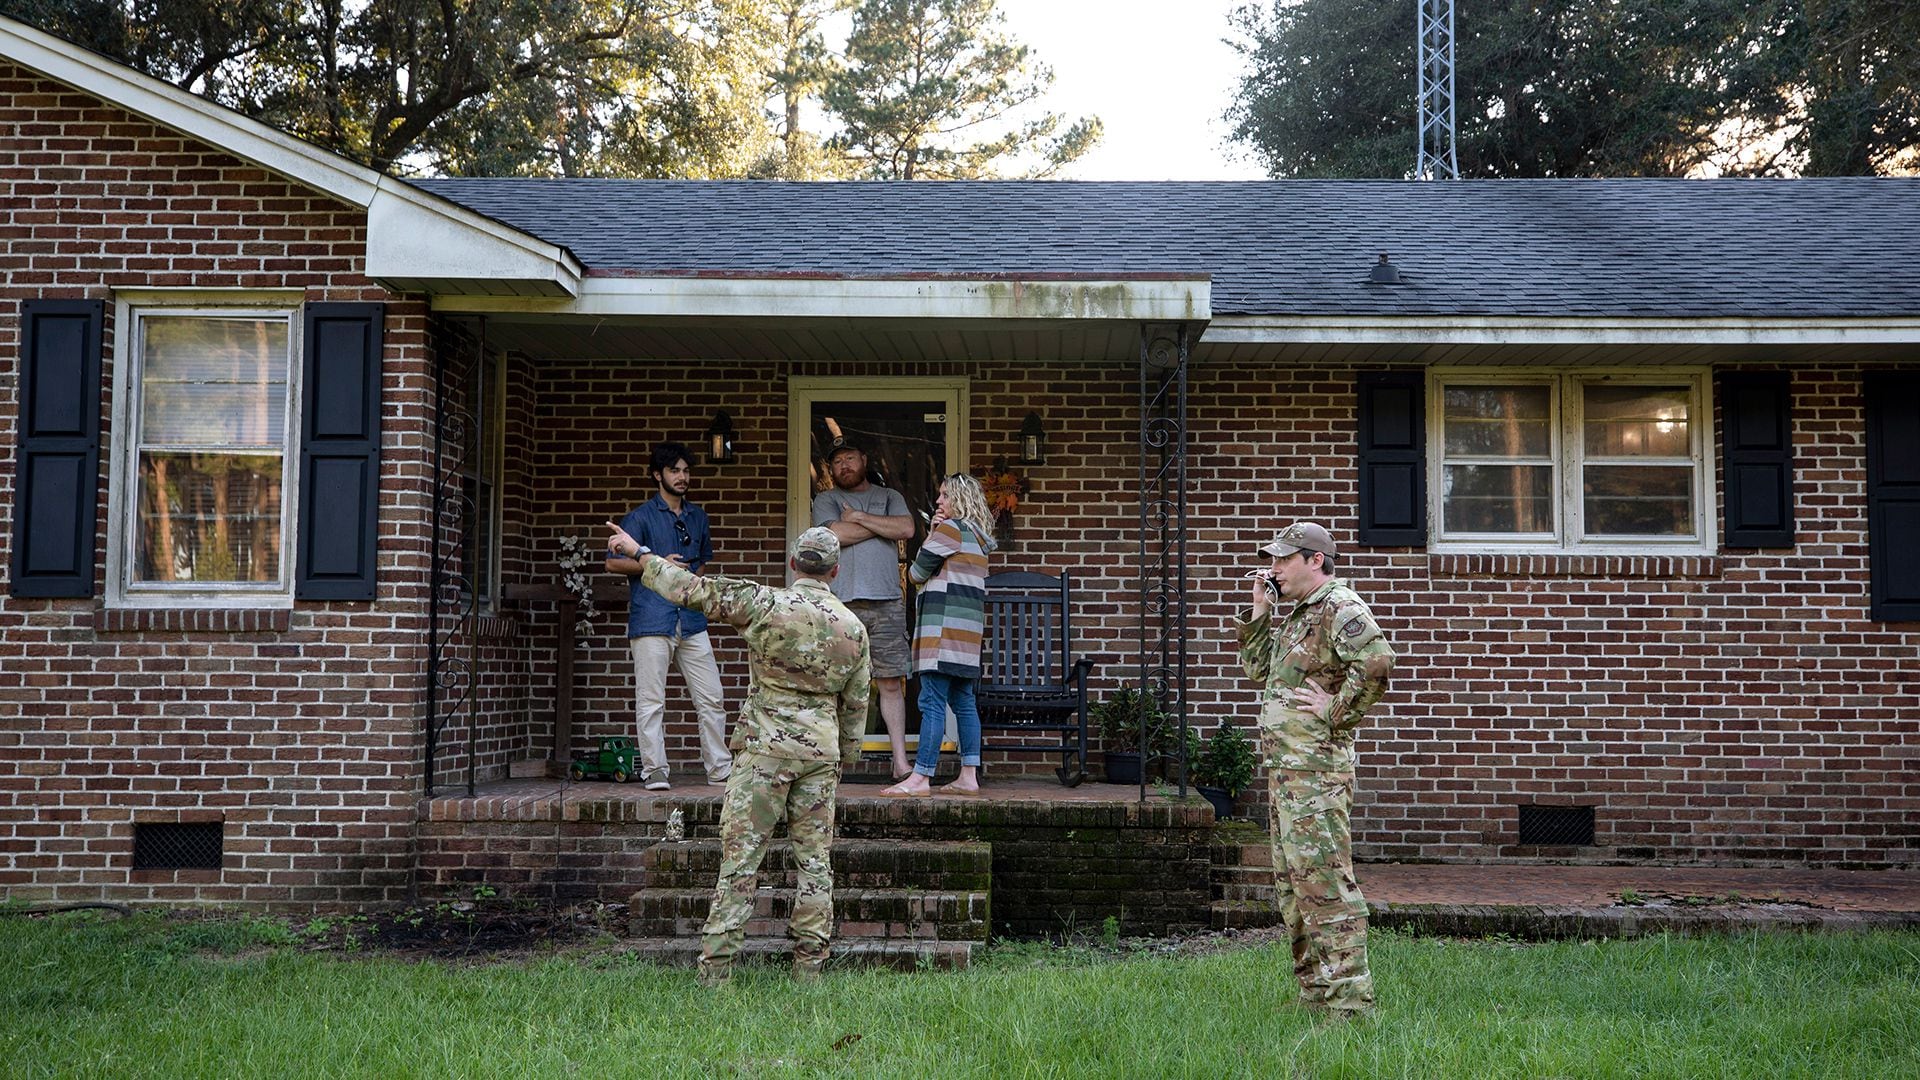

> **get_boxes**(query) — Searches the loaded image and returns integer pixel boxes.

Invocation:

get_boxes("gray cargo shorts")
[844,598,910,679]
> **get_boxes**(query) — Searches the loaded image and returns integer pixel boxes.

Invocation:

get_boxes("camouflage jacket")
[1236,577,1395,772]
[639,559,871,763]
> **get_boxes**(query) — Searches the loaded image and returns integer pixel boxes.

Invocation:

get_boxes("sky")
[995,0,1269,181]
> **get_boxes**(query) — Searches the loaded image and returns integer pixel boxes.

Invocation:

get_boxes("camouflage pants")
[699,751,839,971]
[1267,764,1374,1012]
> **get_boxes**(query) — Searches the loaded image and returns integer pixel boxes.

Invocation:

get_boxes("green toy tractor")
[569,736,639,783]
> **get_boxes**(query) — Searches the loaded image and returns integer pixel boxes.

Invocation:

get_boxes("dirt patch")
[298,900,624,961]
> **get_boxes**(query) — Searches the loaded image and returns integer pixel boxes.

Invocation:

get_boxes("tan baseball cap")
[1258,522,1339,559]
[791,526,841,572]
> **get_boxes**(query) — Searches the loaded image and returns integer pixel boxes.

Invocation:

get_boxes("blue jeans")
[913,672,982,776]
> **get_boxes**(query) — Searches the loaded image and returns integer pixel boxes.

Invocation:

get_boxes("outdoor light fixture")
[1018,412,1047,466]
[705,410,736,465]
[1368,253,1405,284]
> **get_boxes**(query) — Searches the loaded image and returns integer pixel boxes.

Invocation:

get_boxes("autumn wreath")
[980,463,1027,543]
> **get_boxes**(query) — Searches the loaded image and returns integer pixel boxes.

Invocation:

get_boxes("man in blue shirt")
[605,442,732,790]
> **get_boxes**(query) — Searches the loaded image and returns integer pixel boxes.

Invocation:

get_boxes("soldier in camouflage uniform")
[607,521,871,986]
[1237,522,1395,1017]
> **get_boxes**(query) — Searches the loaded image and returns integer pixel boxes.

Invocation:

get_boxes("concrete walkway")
[1358,862,1920,937]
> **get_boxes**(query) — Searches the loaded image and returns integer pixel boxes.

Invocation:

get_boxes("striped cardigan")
[908,520,991,678]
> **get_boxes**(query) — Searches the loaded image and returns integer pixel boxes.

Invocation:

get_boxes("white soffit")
[430,274,1211,323]
[0,15,579,298]
[1205,314,1920,346]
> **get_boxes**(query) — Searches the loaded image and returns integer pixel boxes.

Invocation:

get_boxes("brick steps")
[623,936,975,971]
[1210,833,1277,929]
[1210,898,1282,930]
[628,837,992,967]
[630,887,989,941]
[638,837,991,889]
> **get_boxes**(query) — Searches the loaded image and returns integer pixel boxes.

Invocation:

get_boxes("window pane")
[135,452,283,583]
[141,317,288,446]
[1583,385,1690,457]
[1443,464,1554,533]
[1442,386,1552,457]
[1583,465,1694,536]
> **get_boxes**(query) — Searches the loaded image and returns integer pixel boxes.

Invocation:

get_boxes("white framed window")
[1428,369,1714,552]
[107,294,303,607]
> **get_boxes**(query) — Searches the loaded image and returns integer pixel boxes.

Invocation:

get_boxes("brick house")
[3,15,1916,910]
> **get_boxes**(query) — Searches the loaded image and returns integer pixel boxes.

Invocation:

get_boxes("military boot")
[696,958,732,988]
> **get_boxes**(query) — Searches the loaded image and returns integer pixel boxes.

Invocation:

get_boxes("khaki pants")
[631,632,731,783]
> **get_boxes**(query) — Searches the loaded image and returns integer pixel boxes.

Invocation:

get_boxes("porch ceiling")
[471,314,1153,363]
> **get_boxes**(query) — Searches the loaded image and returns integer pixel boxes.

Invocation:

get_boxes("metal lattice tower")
[1416,0,1458,180]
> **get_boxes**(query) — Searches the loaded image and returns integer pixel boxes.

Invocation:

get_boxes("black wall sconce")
[1018,412,1046,466]
[705,410,736,465]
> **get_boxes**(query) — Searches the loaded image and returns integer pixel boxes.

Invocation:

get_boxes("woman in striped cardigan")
[879,474,996,798]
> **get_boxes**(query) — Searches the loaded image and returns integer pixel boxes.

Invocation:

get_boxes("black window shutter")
[1720,371,1795,548]
[10,299,105,598]
[1865,371,1920,622]
[296,302,384,601]
[1356,371,1426,546]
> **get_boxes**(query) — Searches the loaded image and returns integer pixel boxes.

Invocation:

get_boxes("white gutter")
[1204,314,1920,346]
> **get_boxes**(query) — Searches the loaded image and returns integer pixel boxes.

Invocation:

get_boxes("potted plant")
[1192,722,1257,819]
[1092,686,1168,785]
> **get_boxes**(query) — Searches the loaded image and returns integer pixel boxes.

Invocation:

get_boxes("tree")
[1224,0,1920,178]
[749,0,857,179]
[822,0,1101,179]
[1,0,780,177]
[1795,0,1920,174]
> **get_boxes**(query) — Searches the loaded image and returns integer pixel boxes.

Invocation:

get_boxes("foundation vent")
[133,822,224,870]
[1517,805,1595,847]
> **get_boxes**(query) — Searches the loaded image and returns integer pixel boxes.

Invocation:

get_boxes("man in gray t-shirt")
[811,437,916,778]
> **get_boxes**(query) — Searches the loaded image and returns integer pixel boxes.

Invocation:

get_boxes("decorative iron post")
[425,318,482,797]
[1138,323,1192,800]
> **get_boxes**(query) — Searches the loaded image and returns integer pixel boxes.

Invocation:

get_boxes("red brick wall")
[509,354,1918,869]
[0,63,433,906]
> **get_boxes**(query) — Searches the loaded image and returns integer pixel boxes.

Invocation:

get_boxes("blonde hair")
[942,473,996,548]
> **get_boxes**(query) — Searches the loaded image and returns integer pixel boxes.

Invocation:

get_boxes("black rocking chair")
[977,570,1095,786]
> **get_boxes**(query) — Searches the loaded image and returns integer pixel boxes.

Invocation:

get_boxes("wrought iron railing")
[1138,323,1192,800]
[425,317,483,797]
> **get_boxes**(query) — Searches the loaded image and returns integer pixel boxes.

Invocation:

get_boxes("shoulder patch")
[1342,616,1367,638]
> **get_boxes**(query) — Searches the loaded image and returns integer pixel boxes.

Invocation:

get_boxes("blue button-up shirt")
[620,494,713,638]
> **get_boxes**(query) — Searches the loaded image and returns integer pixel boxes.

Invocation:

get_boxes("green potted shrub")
[1192,722,1257,819]
[1092,686,1169,785]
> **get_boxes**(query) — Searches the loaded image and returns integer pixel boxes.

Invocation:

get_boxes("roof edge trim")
[431,275,1212,322]
[1205,314,1920,346]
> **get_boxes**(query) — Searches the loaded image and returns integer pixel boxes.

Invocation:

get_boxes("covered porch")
[416,282,1212,799]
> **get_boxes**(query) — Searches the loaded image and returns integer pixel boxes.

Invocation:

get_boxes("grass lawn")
[2,911,1916,1078]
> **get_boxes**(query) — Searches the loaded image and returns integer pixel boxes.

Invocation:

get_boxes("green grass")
[2,913,1917,1078]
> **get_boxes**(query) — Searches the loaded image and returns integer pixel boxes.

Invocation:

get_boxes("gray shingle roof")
[413,178,1920,318]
